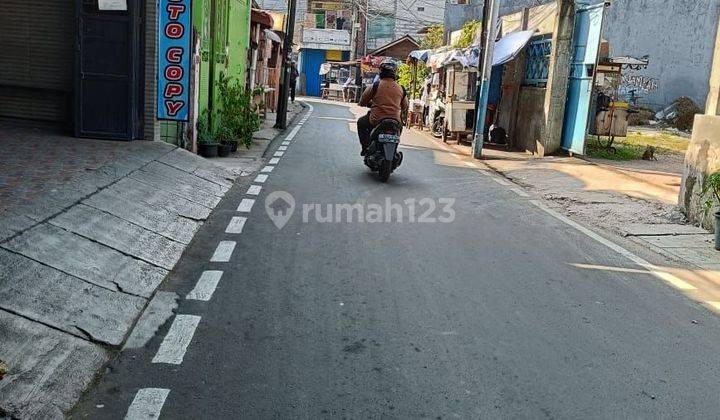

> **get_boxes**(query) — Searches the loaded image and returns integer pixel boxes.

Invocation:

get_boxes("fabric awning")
[492,30,535,66]
[264,29,281,43]
[408,49,431,62]
[251,9,273,28]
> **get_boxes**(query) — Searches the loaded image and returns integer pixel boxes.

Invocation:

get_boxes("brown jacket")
[359,78,409,125]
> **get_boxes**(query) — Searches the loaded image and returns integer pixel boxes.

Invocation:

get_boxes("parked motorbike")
[430,99,447,139]
[363,118,403,182]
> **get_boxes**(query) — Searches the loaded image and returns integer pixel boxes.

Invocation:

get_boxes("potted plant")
[216,124,234,157]
[197,111,219,158]
[217,75,262,149]
[702,171,720,251]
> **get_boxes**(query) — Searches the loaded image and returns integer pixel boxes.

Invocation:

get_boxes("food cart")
[440,52,478,144]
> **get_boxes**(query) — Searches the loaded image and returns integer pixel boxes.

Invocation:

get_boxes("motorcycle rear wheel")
[379,159,392,182]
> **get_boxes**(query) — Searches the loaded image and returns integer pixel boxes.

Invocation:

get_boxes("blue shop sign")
[158,0,192,121]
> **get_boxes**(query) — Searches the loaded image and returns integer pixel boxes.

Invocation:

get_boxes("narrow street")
[73,100,720,418]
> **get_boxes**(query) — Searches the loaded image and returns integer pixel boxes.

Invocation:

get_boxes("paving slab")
[50,204,185,270]
[637,234,715,249]
[622,223,709,236]
[157,148,236,189]
[111,177,212,219]
[2,224,166,298]
[83,188,200,244]
[139,160,227,197]
[123,292,179,350]
[661,246,720,265]
[0,211,35,242]
[0,310,108,419]
[130,169,221,209]
[0,249,145,345]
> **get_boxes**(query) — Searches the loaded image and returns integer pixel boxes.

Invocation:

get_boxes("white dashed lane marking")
[278,146,288,151]
[151,315,202,364]
[281,141,290,145]
[125,388,170,420]
[273,151,285,157]
[246,185,262,195]
[225,216,247,234]
[210,241,236,262]
[269,158,280,164]
[261,165,274,173]
[254,174,269,183]
[186,270,223,301]
[237,198,255,212]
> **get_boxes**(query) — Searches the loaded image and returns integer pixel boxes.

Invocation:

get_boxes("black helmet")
[379,59,398,79]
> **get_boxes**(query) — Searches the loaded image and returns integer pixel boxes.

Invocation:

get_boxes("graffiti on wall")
[620,74,659,93]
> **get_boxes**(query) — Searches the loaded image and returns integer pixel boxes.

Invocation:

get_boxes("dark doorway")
[76,0,144,140]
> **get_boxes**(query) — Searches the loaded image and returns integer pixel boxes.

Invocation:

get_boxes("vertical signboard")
[158,0,192,121]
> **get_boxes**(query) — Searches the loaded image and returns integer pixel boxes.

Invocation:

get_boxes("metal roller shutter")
[0,1,75,123]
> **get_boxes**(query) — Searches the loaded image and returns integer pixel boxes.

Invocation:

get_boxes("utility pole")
[275,0,298,129]
[471,0,499,159]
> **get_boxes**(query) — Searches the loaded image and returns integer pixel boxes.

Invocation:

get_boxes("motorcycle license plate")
[378,134,399,143]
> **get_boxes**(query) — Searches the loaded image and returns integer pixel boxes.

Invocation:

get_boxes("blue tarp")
[492,30,535,66]
[408,49,432,62]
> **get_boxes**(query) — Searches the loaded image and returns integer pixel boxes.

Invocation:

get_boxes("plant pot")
[229,141,238,152]
[715,211,720,251]
[198,143,218,158]
[217,143,232,157]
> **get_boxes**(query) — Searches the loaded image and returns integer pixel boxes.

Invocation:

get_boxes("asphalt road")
[74,100,720,419]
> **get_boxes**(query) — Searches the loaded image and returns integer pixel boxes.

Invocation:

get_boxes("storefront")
[1,0,148,140]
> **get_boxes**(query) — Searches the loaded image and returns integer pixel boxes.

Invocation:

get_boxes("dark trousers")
[290,81,296,102]
[357,113,373,151]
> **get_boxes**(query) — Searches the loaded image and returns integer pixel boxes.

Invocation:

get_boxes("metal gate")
[76,0,143,140]
[561,1,607,154]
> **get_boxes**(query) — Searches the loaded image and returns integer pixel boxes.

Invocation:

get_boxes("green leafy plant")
[702,172,720,215]
[216,74,262,148]
[196,110,216,145]
[421,24,444,49]
[454,20,480,48]
[397,63,428,98]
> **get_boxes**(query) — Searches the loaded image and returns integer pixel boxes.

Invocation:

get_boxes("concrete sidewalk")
[0,107,301,418]
[412,129,718,273]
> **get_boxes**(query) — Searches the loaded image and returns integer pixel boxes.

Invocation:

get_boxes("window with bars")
[524,38,552,87]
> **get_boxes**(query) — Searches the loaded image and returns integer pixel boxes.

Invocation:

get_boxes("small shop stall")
[318,60,362,101]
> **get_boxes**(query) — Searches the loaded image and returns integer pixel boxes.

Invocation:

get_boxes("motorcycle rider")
[357,60,409,155]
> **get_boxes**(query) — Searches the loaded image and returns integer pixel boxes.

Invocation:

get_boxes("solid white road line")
[246,185,262,195]
[281,141,291,145]
[210,241,236,262]
[511,187,530,197]
[463,161,476,168]
[529,200,697,291]
[125,388,170,420]
[269,158,280,164]
[278,145,288,151]
[260,165,274,173]
[273,151,285,157]
[151,315,201,364]
[187,270,223,301]
[254,174,269,183]
[237,198,255,212]
[491,176,512,186]
[225,216,247,234]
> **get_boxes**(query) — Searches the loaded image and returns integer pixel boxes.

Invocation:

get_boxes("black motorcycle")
[363,118,403,182]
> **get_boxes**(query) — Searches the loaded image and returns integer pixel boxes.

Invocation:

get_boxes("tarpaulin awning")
[408,49,432,62]
[492,30,535,66]
[264,29,282,43]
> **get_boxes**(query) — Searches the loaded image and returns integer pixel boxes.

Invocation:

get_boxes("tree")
[420,24,444,49]
[397,63,429,98]
[454,20,480,48]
